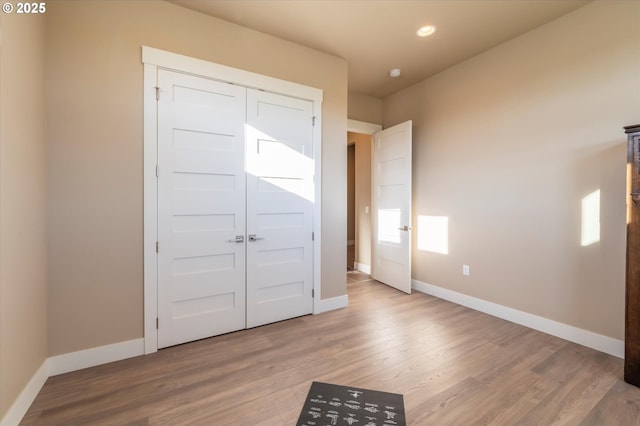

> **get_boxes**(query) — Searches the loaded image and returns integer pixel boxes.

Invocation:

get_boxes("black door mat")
[297,381,406,426]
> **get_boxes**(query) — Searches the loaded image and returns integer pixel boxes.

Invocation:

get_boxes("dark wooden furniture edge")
[625,123,640,386]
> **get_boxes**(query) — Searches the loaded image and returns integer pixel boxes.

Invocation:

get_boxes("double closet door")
[157,70,314,349]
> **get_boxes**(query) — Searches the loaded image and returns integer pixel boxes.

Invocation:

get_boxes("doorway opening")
[346,119,413,294]
[347,142,356,271]
[345,120,381,286]
[347,131,373,275]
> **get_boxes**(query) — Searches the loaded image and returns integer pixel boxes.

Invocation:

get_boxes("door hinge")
[312,116,316,126]
[312,289,315,298]
[155,165,159,178]
[155,241,159,253]
[155,86,160,100]
[312,232,315,241]
[156,317,159,329]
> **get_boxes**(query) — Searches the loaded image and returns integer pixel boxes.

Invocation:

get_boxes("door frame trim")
[142,46,323,354]
[347,119,381,135]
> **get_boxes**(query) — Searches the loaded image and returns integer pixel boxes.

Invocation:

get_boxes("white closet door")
[157,70,247,348]
[245,89,315,328]
[371,120,412,294]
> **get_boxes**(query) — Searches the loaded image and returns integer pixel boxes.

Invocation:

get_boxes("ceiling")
[169,0,591,98]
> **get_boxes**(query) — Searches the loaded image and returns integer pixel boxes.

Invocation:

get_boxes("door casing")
[142,46,323,354]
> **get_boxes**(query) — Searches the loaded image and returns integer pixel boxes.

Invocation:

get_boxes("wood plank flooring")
[22,274,640,425]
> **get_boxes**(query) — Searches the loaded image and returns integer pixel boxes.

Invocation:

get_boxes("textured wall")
[0,11,47,420]
[384,0,640,339]
[45,0,347,356]
[348,92,383,124]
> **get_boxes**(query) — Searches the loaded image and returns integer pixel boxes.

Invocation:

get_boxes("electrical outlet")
[463,264,470,276]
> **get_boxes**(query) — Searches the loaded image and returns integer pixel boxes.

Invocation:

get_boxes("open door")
[371,121,412,293]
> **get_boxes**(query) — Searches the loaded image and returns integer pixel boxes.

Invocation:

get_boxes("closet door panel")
[157,70,247,348]
[246,89,315,328]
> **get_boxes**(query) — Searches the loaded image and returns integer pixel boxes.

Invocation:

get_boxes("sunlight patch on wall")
[418,215,449,254]
[581,190,600,247]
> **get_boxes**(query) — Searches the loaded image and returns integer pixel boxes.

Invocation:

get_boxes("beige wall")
[349,132,373,269]
[347,145,356,242]
[384,0,640,340]
[0,12,48,420]
[348,92,383,124]
[46,0,347,356]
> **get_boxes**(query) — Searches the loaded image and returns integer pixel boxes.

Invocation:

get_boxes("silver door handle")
[248,234,265,242]
[227,235,244,243]
[398,226,412,231]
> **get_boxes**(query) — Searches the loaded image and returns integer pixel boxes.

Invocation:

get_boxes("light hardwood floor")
[22,274,640,425]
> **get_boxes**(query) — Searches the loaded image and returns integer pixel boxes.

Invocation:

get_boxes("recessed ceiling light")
[389,68,401,78]
[417,25,436,37]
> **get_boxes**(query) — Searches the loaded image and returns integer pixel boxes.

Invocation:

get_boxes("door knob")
[397,225,412,231]
[248,234,265,242]
[227,235,244,243]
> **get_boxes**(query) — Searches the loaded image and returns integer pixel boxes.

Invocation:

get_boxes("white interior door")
[371,120,412,294]
[245,89,315,328]
[157,70,247,348]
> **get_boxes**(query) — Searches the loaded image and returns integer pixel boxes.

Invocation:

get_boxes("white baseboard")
[0,359,48,426]
[411,279,624,359]
[355,263,371,274]
[48,338,145,376]
[315,294,349,314]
